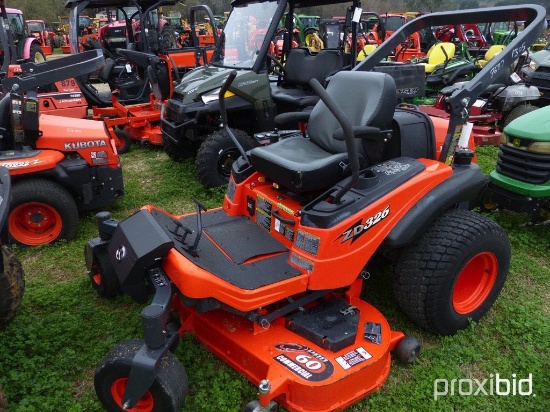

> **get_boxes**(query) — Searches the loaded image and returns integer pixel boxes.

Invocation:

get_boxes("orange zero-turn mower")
[84,5,546,411]
[90,4,219,153]
[0,50,124,246]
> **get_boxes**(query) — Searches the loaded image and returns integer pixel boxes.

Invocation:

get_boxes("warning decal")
[274,343,334,381]
[335,347,372,370]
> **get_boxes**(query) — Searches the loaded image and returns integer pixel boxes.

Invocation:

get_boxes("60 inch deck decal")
[274,343,334,381]
[339,206,390,244]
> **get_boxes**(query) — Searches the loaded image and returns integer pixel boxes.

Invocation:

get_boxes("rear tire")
[8,179,79,246]
[502,104,538,129]
[0,246,24,327]
[29,43,46,63]
[95,339,188,412]
[393,209,510,335]
[195,129,254,188]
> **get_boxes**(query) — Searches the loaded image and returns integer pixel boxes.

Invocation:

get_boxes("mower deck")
[174,278,403,412]
[93,94,163,146]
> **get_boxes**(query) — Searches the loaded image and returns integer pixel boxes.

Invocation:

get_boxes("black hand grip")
[219,70,237,126]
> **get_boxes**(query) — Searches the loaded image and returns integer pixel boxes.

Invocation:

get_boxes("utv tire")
[113,128,132,154]
[95,339,188,412]
[161,26,178,50]
[162,134,197,162]
[502,104,538,129]
[0,246,24,327]
[393,209,510,335]
[8,179,79,246]
[29,43,46,63]
[89,249,121,298]
[196,129,254,188]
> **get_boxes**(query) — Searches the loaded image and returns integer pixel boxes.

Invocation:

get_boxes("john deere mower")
[482,104,550,224]
[85,5,545,412]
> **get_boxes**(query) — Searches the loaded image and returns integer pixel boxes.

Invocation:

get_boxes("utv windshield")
[210,1,278,69]
[27,22,45,32]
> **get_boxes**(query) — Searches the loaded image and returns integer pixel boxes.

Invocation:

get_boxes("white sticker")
[352,7,363,23]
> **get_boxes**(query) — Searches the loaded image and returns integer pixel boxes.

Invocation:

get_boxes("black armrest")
[334,125,381,141]
[274,111,310,126]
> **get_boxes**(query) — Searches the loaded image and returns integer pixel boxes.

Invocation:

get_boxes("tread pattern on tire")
[10,179,79,245]
[503,104,538,129]
[195,128,254,188]
[95,339,188,412]
[393,209,510,335]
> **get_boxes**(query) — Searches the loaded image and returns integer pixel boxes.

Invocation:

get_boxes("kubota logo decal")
[339,206,390,244]
[64,140,108,150]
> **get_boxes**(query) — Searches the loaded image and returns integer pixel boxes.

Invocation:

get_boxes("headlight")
[528,141,550,154]
[201,88,235,104]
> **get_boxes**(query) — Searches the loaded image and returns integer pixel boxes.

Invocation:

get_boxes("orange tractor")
[85,4,545,412]
[26,20,56,56]
[0,50,124,246]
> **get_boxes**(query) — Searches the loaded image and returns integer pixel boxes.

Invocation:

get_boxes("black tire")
[394,336,421,364]
[393,209,510,336]
[162,134,197,162]
[89,249,121,298]
[29,43,46,63]
[195,129,254,188]
[53,36,62,48]
[161,26,178,50]
[8,179,79,246]
[113,128,132,154]
[95,339,188,412]
[0,245,24,327]
[502,104,538,129]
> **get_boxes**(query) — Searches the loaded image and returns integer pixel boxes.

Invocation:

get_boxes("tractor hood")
[173,67,252,104]
[529,46,550,69]
[503,105,550,142]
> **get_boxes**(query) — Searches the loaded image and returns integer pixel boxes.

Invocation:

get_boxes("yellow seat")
[357,44,377,61]
[476,44,506,67]
[419,42,456,73]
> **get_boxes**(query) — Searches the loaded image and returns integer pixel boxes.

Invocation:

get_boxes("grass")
[0,143,548,411]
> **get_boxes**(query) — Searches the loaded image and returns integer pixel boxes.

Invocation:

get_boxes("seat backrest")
[284,48,344,87]
[428,42,455,65]
[484,44,505,61]
[307,71,396,156]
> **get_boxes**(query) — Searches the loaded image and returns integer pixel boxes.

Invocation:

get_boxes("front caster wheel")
[95,339,188,412]
[244,399,279,412]
[88,250,121,298]
[394,336,421,364]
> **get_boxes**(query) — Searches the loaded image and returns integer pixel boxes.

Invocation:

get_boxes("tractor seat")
[251,71,396,193]
[476,44,505,68]
[419,42,456,73]
[270,48,344,110]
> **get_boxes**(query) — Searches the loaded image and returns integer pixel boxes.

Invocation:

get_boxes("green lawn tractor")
[483,104,550,224]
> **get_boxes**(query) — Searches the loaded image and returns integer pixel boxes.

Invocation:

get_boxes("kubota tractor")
[0,50,124,246]
[85,5,545,412]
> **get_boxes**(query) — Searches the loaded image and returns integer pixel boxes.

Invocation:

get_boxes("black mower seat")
[251,71,396,193]
[270,48,344,109]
